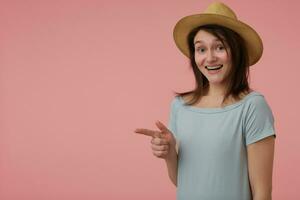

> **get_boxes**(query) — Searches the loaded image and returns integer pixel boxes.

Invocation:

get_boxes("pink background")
[0,0,299,199]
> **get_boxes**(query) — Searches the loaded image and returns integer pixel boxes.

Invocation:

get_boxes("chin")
[207,78,226,84]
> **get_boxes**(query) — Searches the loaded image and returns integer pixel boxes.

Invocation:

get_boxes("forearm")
[253,195,271,200]
[252,190,272,200]
[251,181,272,200]
[164,149,178,186]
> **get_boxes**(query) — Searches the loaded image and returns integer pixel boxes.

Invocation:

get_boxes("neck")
[205,83,228,97]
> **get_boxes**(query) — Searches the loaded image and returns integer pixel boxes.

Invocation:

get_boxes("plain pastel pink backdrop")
[0,0,299,199]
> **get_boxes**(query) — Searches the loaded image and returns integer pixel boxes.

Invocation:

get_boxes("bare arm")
[164,146,178,186]
[135,120,178,186]
[247,135,275,200]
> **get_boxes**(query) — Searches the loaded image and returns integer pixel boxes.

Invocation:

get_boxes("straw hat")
[173,2,263,66]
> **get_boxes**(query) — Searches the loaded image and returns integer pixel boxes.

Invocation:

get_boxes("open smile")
[205,65,223,71]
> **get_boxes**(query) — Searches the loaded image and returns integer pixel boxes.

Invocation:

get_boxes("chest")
[194,97,224,108]
[175,109,245,156]
[183,95,236,108]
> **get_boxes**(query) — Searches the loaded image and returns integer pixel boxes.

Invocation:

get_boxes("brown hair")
[173,24,251,107]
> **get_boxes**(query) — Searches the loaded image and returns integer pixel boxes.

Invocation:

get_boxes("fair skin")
[135,30,275,200]
[248,135,275,200]
[134,121,178,186]
[194,30,232,97]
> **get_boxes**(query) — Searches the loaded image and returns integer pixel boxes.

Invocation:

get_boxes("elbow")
[170,175,177,187]
[172,180,177,187]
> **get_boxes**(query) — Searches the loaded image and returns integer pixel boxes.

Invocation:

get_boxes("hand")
[134,120,177,159]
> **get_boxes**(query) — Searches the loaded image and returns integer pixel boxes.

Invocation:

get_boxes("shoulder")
[244,91,270,109]
[242,91,274,120]
[170,95,183,110]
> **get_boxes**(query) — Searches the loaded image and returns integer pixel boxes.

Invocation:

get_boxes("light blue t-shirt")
[167,91,276,200]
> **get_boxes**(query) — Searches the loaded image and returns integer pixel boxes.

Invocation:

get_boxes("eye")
[216,45,225,51]
[196,47,206,53]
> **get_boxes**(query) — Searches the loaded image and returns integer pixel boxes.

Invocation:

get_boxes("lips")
[205,65,223,70]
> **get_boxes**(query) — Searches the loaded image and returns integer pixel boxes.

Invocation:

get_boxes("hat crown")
[204,2,237,19]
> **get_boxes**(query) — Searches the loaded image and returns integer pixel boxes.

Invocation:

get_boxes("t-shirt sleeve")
[167,97,180,153]
[243,95,276,146]
[167,97,179,138]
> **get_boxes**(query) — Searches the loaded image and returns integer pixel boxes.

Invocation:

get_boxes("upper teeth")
[206,65,222,69]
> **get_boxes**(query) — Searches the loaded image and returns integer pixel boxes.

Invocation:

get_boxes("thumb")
[155,120,172,135]
[155,120,176,145]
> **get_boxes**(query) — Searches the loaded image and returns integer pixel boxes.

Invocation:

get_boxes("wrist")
[165,147,177,162]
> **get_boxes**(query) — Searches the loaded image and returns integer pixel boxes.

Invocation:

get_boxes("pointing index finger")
[134,128,161,138]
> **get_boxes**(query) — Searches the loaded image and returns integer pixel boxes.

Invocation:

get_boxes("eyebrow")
[194,39,222,45]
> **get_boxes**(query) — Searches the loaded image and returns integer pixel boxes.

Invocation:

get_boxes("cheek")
[195,55,206,67]
[224,51,231,62]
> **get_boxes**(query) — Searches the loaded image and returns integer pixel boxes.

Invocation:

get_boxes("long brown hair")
[173,24,251,107]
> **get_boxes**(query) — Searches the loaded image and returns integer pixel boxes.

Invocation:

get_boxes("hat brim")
[173,14,263,66]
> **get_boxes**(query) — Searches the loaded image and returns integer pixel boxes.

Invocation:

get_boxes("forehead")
[193,30,223,45]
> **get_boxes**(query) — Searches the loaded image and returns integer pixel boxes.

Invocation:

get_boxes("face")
[193,30,232,85]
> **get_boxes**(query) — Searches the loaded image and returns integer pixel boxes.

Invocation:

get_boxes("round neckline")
[178,91,261,113]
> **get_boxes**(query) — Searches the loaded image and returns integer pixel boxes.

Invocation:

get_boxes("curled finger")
[151,144,169,151]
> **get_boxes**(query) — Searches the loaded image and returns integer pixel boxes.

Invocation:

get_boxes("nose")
[206,49,217,63]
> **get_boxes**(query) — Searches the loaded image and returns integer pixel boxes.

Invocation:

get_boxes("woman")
[135,2,276,200]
